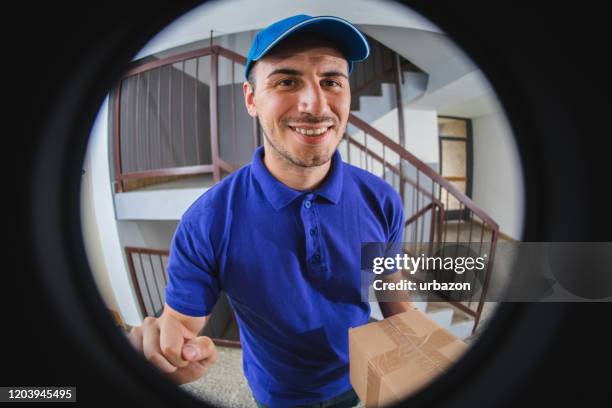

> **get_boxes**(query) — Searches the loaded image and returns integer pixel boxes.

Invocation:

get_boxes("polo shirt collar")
[251,146,344,210]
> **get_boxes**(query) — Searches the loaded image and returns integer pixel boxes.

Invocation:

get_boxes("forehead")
[255,35,348,73]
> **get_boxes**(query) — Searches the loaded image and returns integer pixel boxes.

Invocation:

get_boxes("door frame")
[438,115,473,221]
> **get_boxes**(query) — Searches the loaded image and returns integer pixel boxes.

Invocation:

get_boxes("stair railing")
[112,45,258,192]
[125,246,241,347]
[343,113,499,334]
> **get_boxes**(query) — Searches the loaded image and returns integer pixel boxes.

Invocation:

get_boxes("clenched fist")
[128,314,218,385]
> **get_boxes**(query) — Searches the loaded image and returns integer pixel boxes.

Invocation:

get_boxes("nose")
[297,80,330,117]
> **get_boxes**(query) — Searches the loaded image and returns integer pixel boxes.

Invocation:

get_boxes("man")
[129,14,413,408]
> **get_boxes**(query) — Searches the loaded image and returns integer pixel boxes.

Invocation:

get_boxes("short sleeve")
[164,219,220,316]
[388,191,405,245]
[382,191,405,276]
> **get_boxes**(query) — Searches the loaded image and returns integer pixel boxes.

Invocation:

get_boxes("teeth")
[291,127,329,136]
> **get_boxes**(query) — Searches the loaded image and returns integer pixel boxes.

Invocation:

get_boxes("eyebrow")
[266,68,348,79]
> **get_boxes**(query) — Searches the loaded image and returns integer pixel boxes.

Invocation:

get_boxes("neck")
[262,145,332,191]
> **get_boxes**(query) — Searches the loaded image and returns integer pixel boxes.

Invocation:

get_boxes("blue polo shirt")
[165,146,404,407]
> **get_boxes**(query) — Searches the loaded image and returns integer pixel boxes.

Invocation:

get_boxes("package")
[349,308,468,407]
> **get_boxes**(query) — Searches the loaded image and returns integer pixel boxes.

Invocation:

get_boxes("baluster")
[168,65,173,168]
[125,79,131,173]
[157,68,161,169]
[135,72,140,172]
[231,60,237,165]
[195,57,200,164]
[137,251,153,316]
[181,60,186,166]
[145,70,150,170]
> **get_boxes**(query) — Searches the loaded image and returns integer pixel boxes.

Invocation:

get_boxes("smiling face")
[243,33,351,168]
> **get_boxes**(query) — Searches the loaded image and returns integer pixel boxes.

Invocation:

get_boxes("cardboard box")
[349,308,468,407]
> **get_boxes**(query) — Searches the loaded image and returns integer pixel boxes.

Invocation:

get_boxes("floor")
[179,346,256,408]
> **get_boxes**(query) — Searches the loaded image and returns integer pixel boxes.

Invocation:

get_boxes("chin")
[291,145,336,168]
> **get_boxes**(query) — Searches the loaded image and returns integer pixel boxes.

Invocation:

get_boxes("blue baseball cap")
[244,14,370,80]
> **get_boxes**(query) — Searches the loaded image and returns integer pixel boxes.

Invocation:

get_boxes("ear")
[243,81,257,118]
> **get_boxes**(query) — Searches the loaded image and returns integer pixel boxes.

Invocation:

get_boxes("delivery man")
[128,14,413,408]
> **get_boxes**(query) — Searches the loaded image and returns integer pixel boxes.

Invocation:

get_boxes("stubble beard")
[262,126,343,168]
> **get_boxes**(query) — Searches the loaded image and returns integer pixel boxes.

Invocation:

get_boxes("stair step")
[424,302,453,327]
[446,319,474,340]
[451,308,473,325]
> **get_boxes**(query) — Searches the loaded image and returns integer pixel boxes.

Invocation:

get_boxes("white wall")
[373,107,439,165]
[114,188,209,220]
[117,220,179,250]
[80,141,119,311]
[85,97,143,326]
[472,112,524,240]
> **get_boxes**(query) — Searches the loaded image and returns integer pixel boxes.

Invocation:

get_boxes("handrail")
[123,47,214,77]
[345,136,443,207]
[348,113,499,229]
[213,45,247,64]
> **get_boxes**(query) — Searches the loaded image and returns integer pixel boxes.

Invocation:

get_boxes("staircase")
[349,37,425,113]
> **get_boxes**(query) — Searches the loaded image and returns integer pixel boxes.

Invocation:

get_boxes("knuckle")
[199,336,214,350]
[161,345,178,359]
[207,339,218,354]
[150,354,176,373]
[143,316,156,326]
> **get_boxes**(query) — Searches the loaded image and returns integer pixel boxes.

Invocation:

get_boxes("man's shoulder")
[181,163,252,224]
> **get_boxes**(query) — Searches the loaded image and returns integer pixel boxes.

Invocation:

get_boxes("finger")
[169,360,209,385]
[185,360,208,377]
[128,326,143,353]
[159,320,190,369]
[142,322,177,373]
[180,323,196,340]
[183,336,218,365]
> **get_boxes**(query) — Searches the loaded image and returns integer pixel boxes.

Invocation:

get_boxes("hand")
[128,316,218,385]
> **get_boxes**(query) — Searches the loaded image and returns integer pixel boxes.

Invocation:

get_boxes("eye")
[277,79,296,87]
[323,79,341,87]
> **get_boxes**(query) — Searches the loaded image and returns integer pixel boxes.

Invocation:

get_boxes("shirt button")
[303,200,312,209]
[313,253,321,262]
[310,227,318,236]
